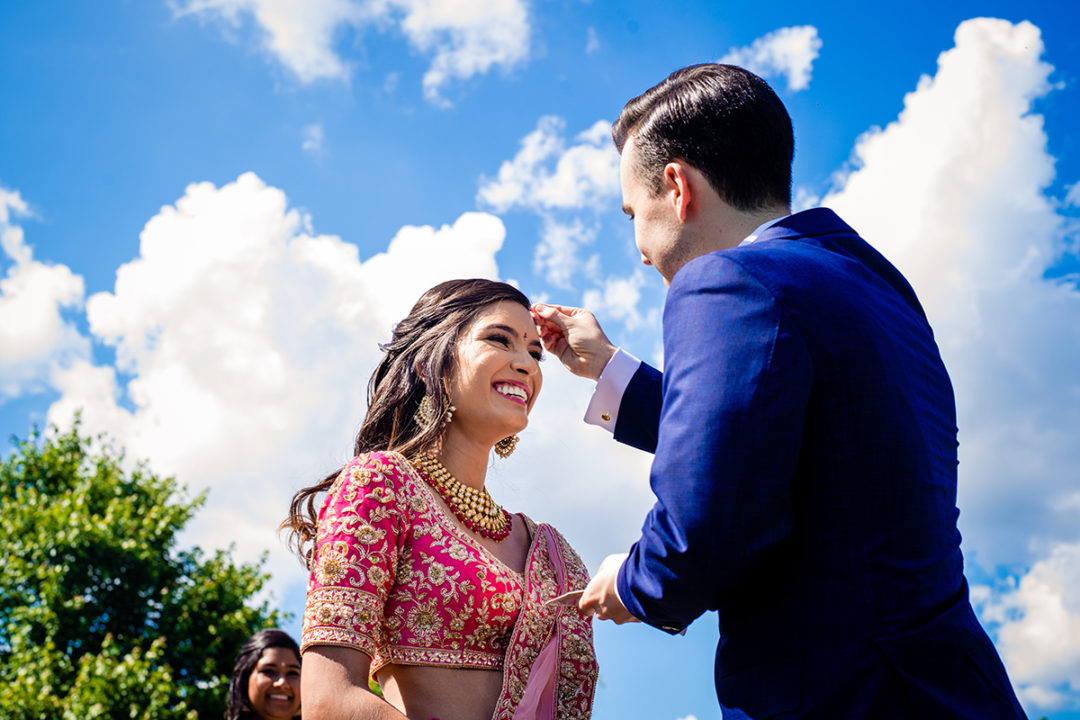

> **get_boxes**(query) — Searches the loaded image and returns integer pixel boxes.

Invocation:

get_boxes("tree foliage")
[0,422,285,718]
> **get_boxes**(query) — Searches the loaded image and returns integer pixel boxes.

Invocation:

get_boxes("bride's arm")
[302,646,408,720]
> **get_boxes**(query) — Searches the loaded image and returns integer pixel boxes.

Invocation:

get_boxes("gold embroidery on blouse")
[301,452,526,676]
[314,548,349,585]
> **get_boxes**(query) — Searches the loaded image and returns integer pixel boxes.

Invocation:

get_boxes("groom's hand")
[579,553,639,624]
[531,303,616,381]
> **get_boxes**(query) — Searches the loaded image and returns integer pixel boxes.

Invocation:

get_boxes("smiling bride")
[282,279,598,720]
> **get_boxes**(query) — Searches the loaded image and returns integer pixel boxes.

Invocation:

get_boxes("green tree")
[1,422,286,718]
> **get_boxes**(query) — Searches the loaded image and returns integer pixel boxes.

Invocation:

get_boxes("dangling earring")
[416,394,455,427]
[494,435,519,458]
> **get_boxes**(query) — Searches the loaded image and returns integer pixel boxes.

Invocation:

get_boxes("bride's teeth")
[496,383,525,399]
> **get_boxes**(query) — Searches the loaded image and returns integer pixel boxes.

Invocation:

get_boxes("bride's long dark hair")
[282,278,531,566]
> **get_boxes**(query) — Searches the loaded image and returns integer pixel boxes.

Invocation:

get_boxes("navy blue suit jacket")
[614,209,1025,719]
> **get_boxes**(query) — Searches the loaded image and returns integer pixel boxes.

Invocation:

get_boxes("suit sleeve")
[612,362,663,453]
[616,253,811,633]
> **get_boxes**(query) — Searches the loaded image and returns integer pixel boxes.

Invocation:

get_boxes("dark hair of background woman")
[225,628,301,720]
[281,278,531,567]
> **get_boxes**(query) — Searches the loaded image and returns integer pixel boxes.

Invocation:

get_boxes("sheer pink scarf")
[493,522,597,720]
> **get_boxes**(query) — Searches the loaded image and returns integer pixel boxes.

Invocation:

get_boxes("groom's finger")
[533,302,582,315]
[531,303,570,333]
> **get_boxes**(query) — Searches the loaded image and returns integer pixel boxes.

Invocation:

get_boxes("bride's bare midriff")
[377,664,504,720]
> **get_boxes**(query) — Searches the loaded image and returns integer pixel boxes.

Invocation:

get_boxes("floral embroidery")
[314,549,349,585]
[427,561,448,586]
[448,542,468,561]
[353,524,383,544]
[301,452,524,674]
[367,565,388,587]
[407,600,443,644]
[348,466,374,486]
[300,452,597,717]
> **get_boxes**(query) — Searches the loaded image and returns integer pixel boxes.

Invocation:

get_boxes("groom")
[534,64,1026,718]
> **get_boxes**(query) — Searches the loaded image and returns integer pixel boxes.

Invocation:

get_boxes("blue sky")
[2,1,1080,718]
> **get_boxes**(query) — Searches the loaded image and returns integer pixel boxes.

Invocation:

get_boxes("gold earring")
[494,435,519,458]
[416,394,455,427]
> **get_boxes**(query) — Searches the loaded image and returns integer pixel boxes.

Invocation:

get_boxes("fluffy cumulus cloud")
[399,0,530,105]
[533,219,597,289]
[47,172,506,596]
[0,187,88,399]
[175,0,530,104]
[477,116,620,213]
[581,270,653,332]
[478,116,621,288]
[974,542,1080,709]
[822,18,1080,710]
[719,25,822,92]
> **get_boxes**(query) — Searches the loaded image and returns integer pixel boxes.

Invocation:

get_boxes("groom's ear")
[663,161,694,222]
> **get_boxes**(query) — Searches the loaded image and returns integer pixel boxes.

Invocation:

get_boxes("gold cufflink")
[601,413,611,422]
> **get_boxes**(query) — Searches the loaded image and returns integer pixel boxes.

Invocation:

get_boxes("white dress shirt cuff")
[583,348,642,433]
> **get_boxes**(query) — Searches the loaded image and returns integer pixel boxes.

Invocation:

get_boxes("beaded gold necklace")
[411,452,512,541]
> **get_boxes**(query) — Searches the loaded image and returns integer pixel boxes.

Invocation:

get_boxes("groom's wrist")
[583,349,641,432]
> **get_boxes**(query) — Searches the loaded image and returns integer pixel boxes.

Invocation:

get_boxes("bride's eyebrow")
[482,323,542,349]
[483,323,524,337]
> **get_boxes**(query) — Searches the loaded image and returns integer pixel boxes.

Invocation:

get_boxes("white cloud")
[175,0,530,104]
[820,18,1080,710]
[581,270,653,332]
[675,716,699,720]
[477,116,620,213]
[1067,182,1080,207]
[534,219,595,289]
[0,187,31,258]
[48,171,506,600]
[399,0,530,106]
[301,123,324,154]
[175,0,368,83]
[974,543,1080,710]
[0,187,88,399]
[719,25,822,92]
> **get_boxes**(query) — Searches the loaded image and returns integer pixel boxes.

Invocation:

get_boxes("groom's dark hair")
[612,63,793,212]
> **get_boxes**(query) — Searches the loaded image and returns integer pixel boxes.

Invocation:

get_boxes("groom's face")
[619,137,685,286]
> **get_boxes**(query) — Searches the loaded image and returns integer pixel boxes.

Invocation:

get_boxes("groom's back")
[710,214,1022,717]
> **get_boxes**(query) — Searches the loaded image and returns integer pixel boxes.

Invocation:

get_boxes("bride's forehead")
[469,301,535,331]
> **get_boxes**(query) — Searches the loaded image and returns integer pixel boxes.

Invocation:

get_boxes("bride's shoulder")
[344,449,411,471]
[336,450,418,490]
[530,518,584,559]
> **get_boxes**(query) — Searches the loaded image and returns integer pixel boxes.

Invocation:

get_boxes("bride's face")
[446,301,543,444]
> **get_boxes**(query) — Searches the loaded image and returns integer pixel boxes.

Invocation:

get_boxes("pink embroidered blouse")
[301,451,527,673]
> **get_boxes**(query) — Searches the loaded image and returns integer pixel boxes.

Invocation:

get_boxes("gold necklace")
[411,452,512,541]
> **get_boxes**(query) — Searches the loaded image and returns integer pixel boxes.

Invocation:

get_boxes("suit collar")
[754,207,855,244]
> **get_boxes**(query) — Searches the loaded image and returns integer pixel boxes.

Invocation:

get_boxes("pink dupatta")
[492,521,597,720]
